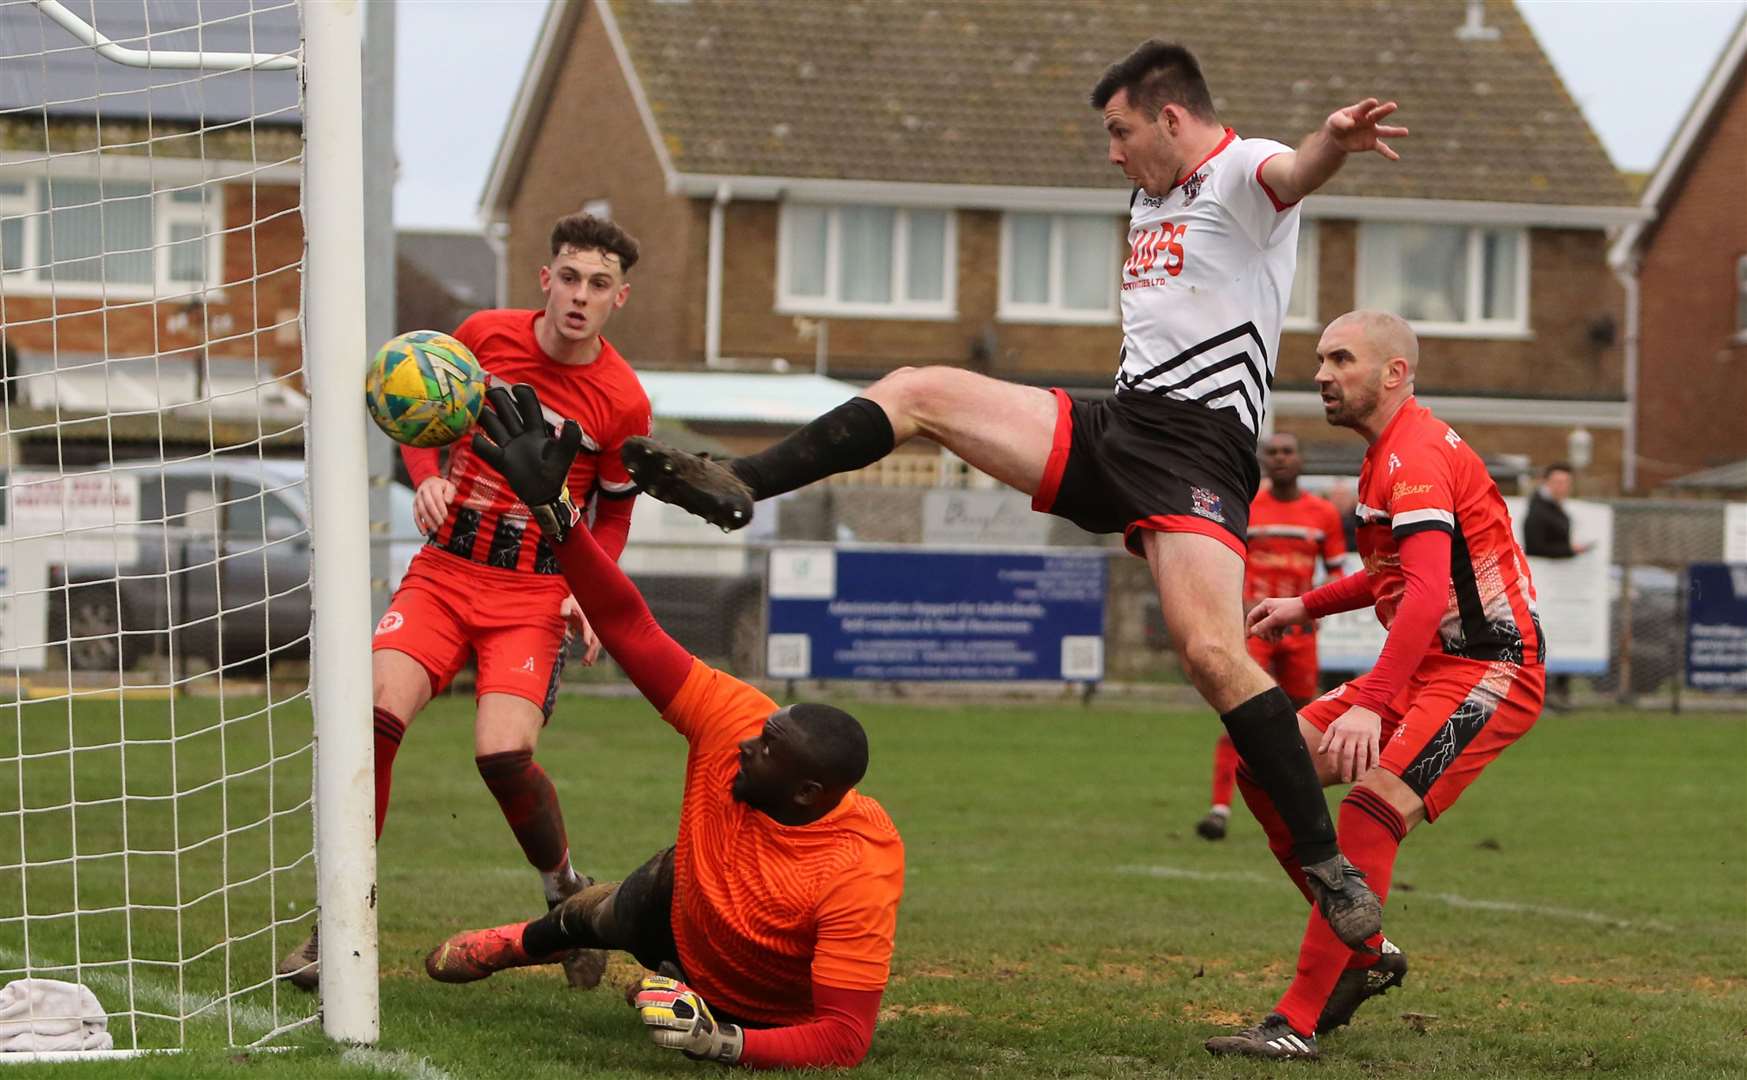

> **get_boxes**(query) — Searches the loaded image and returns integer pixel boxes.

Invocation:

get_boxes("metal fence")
[549,490,1747,714]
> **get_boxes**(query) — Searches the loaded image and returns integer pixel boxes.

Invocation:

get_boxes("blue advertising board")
[765,547,1106,682]
[1686,563,1747,691]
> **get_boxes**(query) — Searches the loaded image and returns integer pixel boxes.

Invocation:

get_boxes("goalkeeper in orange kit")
[424,386,905,1069]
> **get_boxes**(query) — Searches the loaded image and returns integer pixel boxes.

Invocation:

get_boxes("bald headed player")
[1196,432,1345,841]
[1205,311,1545,1060]
[425,386,904,1071]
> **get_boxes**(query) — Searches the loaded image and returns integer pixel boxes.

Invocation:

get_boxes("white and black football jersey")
[1116,130,1301,436]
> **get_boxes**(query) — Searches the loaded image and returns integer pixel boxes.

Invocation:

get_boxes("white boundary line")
[340,1048,456,1080]
[1113,865,1676,931]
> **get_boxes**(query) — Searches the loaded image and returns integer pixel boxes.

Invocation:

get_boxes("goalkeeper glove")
[470,384,583,543]
[633,974,744,1065]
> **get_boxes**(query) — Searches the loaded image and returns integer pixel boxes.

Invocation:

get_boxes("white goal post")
[0,0,377,1052]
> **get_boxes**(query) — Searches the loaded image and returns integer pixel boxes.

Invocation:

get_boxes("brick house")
[481,0,1643,488]
[1609,14,1747,493]
[0,1,304,465]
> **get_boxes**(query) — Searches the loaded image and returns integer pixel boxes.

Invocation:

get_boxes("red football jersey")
[1355,398,1543,665]
[432,309,651,574]
[1243,488,1345,607]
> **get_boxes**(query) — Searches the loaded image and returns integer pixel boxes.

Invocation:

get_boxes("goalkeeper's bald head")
[730,703,870,825]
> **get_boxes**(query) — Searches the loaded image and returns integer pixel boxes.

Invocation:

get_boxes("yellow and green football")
[364,330,487,448]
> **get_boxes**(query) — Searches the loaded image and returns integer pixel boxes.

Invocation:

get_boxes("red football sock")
[1210,734,1239,809]
[1235,762,1312,904]
[476,749,570,873]
[372,706,406,841]
[1273,787,1407,1035]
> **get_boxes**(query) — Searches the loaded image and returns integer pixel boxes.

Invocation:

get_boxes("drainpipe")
[705,182,730,368]
[486,219,511,309]
[1612,256,1640,493]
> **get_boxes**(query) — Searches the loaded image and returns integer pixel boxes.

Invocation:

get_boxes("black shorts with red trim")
[1032,389,1260,558]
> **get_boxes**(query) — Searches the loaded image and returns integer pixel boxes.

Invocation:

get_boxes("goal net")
[0,0,375,1054]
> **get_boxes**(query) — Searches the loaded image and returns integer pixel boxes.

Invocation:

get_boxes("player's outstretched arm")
[472,384,693,711]
[1260,98,1409,206]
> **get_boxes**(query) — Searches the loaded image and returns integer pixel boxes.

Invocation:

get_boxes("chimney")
[1456,0,1500,42]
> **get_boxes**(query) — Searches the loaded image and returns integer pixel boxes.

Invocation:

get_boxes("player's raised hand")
[1318,705,1382,783]
[1324,98,1408,161]
[1247,596,1312,641]
[633,975,744,1065]
[472,383,584,542]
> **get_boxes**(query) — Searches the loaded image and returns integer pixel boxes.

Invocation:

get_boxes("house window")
[999,212,1118,324]
[1284,222,1318,329]
[777,203,954,318]
[1735,253,1747,340]
[1356,223,1528,335]
[0,176,223,297]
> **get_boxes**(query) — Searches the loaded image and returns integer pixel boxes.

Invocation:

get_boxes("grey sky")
[393,0,1747,230]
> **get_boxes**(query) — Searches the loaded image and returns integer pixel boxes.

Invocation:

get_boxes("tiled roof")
[0,0,299,126]
[610,0,1633,206]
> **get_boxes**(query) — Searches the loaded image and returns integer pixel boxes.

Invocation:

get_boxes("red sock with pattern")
[476,750,570,874]
[1273,787,1408,1035]
[1210,734,1240,810]
[1235,762,1312,904]
[372,706,406,840]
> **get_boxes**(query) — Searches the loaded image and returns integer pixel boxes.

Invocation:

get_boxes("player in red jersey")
[425,386,903,1070]
[279,214,653,992]
[1206,311,1545,1060]
[1196,432,1345,841]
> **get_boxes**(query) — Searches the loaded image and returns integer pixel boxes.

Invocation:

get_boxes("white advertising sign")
[1726,503,1747,564]
[922,490,1053,547]
[0,537,51,672]
[1509,497,1612,675]
[7,470,142,566]
[1316,499,1612,675]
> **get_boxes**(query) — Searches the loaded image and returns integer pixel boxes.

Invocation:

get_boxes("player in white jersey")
[619,41,1406,948]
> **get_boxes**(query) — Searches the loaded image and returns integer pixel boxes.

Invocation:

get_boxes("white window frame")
[0,174,225,301]
[996,212,1120,326]
[1734,253,1747,345]
[1282,221,1319,332]
[775,202,957,321]
[1355,223,1531,340]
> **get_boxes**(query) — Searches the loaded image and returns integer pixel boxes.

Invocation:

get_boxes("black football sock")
[727,397,896,499]
[1220,687,1339,866]
[522,894,610,955]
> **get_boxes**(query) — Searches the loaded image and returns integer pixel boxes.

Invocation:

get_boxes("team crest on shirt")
[1190,485,1225,523]
[1180,169,1208,205]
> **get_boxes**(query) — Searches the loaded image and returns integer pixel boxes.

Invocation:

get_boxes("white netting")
[0,0,318,1051]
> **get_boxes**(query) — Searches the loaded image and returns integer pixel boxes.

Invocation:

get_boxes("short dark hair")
[549,212,640,274]
[789,703,869,790]
[1544,462,1574,478]
[1089,40,1216,122]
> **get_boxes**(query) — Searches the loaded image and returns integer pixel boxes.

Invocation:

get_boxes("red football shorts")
[1246,630,1320,702]
[1300,654,1544,822]
[373,547,570,716]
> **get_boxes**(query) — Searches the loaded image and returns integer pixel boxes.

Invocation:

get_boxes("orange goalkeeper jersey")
[663,661,905,1026]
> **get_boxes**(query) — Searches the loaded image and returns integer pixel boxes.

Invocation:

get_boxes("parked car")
[15,456,421,673]
[1594,563,1680,697]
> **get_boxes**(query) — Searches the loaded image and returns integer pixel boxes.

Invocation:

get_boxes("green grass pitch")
[0,690,1741,1077]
